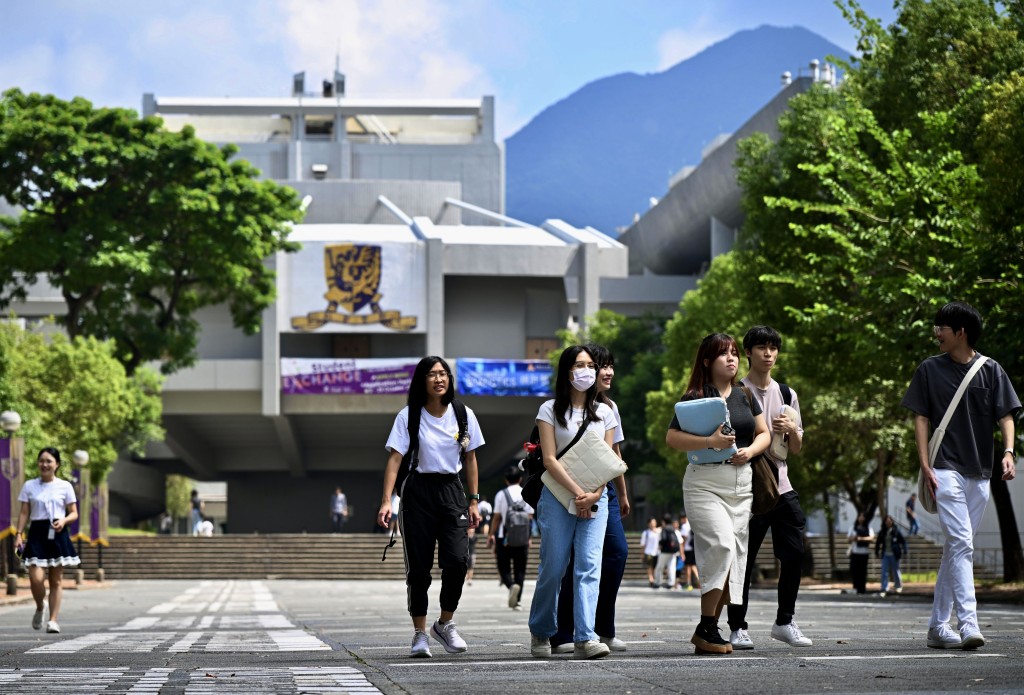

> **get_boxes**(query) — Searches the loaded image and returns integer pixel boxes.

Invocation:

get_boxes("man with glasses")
[901,301,1019,650]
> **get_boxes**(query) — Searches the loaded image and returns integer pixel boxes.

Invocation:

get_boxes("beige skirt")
[682,462,753,602]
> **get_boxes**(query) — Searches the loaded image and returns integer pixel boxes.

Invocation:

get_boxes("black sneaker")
[691,622,732,655]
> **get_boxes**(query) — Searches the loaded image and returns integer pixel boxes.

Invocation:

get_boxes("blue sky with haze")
[1,1,897,139]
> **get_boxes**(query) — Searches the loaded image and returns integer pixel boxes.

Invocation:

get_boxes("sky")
[1,1,899,140]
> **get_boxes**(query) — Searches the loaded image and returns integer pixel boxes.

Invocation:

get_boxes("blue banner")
[455,359,553,397]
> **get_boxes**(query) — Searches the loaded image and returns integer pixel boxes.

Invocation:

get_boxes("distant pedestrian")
[639,517,660,587]
[902,301,1019,650]
[331,486,349,532]
[190,489,204,536]
[653,513,681,589]
[682,514,699,590]
[377,356,484,658]
[477,497,493,537]
[875,514,907,596]
[14,447,80,634]
[905,493,919,536]
[487,464,534,611]
[848,513,873,595]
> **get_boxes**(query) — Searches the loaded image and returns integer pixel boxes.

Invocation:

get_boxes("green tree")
[0,89,304,375]
[0,321,163,485]
[165,474,194,525]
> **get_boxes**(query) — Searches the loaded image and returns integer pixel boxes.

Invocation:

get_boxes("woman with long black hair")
[666,333,770,654]
[377,356,484,658]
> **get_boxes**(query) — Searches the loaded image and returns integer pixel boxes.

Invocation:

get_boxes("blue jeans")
[880,554,902,592]
[528,485,608,642]
[552,483,628,644]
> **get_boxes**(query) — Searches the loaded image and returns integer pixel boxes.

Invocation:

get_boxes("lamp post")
[71,450,89,585]
[1,410,23,595]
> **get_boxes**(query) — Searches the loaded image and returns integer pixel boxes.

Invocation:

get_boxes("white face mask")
[570,368,596,392]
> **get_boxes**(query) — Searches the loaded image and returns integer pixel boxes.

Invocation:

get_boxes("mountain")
[505,25,853,234]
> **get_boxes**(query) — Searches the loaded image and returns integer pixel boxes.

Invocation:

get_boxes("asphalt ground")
[0,577,1022,694]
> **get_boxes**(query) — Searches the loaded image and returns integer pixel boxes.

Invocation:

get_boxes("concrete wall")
[194,304,263,360]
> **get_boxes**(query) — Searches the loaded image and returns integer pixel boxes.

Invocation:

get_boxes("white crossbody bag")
[918,355,988,513]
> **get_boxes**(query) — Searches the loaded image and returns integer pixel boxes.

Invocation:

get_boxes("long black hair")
[552,345,599,428]
[407,356,455,412]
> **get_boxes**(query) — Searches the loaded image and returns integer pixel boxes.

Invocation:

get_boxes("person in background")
[875,514,907,597]
[377,356,485,658]
[639,517,660,588]
[190,489,204,536]
[331,486,349,533]
[848,513,873,595]
[653,513,681,589]
[477,497,493,538]
[682,513,700,591]
[488,464,534,611]
[14,447,80,634]
[905,493,919,536]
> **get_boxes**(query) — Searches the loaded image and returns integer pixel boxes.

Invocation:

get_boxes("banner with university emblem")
[0,438,24,539]
[455,359,553,397]
[288,242,424,333]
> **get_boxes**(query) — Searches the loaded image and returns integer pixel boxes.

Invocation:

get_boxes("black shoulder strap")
[452,399,468,464]
[556,410,592,459]
[779,382,792,406]
[406,405,422,471]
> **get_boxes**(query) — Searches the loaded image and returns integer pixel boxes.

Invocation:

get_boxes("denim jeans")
[880,554,902,592]
[528,485,608,642]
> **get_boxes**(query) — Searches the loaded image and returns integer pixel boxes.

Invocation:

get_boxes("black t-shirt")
[901,353,1020,478]
[668,386,762,450]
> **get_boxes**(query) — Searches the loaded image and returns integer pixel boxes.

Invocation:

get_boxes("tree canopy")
[0,89,304,374]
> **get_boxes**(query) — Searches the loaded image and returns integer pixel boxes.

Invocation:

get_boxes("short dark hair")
[934,301,983,348]
[37,447,61,468]
[743,325,782,353]
[662,513,674,525]
[505,464,522,483]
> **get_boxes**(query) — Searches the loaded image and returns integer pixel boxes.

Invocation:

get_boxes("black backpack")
[660,526,680,554]
[394,399,469,495]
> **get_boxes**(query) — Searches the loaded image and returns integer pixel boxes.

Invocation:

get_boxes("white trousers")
[654,552,677,586]
[931,468,990,633]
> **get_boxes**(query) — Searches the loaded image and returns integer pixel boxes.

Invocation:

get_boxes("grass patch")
[901,571,938,583]
[108,527,157,537]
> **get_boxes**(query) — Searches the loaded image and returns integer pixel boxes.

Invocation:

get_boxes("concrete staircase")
[72,531,998,583]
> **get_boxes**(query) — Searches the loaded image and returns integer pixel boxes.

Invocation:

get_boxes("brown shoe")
[691,623,732,654]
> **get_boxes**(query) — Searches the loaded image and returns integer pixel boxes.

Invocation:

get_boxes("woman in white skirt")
[667,333,770,654]
[14,447,80,634]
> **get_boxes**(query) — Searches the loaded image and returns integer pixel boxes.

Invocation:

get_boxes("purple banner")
[0,439,10,531]
[281,358,418,395]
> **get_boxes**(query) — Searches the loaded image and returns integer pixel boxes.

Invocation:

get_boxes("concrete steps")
[72,531,998,582]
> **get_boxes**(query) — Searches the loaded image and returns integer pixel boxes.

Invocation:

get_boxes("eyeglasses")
[572,361,596,371]
[426,370,449,380]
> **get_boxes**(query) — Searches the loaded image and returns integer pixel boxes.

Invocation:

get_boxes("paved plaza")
[0,577,1022,694]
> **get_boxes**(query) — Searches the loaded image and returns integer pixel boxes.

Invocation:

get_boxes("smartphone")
[721,423,735,437]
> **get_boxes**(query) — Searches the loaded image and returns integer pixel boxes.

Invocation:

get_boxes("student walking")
[875,514,907,596]
[639,517,660,587]
[377,356,485,658]
[14,447,80,634]
[487,465,534,610]
[667,333,770,655]
[905,493,920,536]
[727,326,812,649]
[653,513,681,589]
[550,344,631,653]
[528,345,617,661]
[901,301,1019,650]
[848,513,873,595]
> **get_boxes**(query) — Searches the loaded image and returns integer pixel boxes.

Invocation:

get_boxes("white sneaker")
[46,620,60,634]
[730,628,754,649]
[600,636,627,651]
[410,630,432,658]
[430,620,468,653]
[508,583,522,608]
[32,607,45,630]
[926,624,962,649]
[551,642,574,654]
[573,640,610,659]
[960,630,985,650]
[530,634,551,658]
[771,621,812,646]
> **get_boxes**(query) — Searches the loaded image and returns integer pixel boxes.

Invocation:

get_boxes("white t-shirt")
[610,401,625,445]
[18,478,77,521]
[683,522,695,552]
[536,400,616,453]
[640,527,660,555]
[385,403,485,474]
[492,484,534,539]
[740,376,803,495]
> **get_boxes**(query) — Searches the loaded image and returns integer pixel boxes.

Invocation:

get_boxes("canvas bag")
[918,356,988,514]
[541,428,627,515]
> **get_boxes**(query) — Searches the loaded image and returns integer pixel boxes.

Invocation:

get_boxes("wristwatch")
[467,493,480,501]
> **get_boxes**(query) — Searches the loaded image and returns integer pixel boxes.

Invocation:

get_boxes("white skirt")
[682,462,752,603]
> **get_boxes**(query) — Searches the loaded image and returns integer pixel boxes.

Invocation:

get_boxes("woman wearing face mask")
[666,333,770,654]
[14,447,80,634]
[550,343,631,654]
[528,345,618,660]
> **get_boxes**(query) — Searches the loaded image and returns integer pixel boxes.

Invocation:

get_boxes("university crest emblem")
[291,244,417,331]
